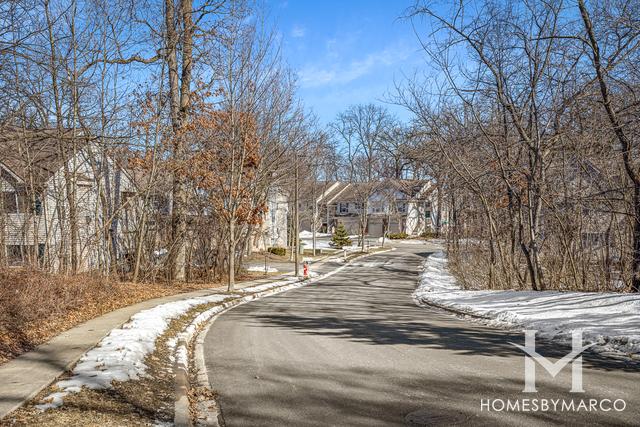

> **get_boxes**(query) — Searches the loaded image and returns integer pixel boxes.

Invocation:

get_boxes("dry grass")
[1,259,330,425]
[5,300,233,426]
[0,268,261,365]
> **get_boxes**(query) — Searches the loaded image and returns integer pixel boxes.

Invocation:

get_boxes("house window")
[582,232,605,248]
[338,202,348,214]
[2,192,18,213]
[152,194,170,214]
[38,244,45,261]
[33,197,42,215]
[18,192,31,213]
[425,210,431,219]
[397,202,407,214]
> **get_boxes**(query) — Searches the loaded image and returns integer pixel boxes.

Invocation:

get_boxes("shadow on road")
[207,248,640,427]
[215,361,632,426]
[240,253,639,373]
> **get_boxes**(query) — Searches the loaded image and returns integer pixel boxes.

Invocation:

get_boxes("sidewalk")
[0,254,343,420]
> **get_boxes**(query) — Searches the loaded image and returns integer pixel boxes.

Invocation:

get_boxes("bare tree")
[332,104,392,250]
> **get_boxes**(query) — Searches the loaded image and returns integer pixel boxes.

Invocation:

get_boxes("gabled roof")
[0,126,90,189]
[319,182,349,204]
[320,179,432,203]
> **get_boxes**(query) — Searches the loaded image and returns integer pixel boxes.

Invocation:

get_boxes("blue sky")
[266,0,427,125]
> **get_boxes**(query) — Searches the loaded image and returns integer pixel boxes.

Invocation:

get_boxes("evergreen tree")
[331,224,352,248]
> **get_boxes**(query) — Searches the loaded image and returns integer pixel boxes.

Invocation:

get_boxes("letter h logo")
[510,330,594,393]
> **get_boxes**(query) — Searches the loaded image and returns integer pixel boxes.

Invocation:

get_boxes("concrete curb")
[174,283,311,426]
[174,334,192,427]
[0,273,322,422]
[185,248,393,426]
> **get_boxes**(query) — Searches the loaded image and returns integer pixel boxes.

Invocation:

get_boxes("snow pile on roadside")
[414,251,640,357]
[381,238,429,245]
[168,303,231,368]
[299,230,331,238]
[37,293,233,410]
[301,239,333,249]
[247,265,278,273]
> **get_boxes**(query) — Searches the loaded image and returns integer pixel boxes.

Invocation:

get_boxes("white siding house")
[0,129,136,272]
[302,179,446,238]
[252,187,289,251]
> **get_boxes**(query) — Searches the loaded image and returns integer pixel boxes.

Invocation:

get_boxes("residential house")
[301,179,446,238]
[0,128,136,272]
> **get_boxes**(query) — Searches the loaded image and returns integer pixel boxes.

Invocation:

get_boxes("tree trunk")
[632,185,640,292]
[165,0,194,282]
[578,0,639,292]
[228,219,236,291]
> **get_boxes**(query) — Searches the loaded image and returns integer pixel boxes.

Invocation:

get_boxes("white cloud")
[291,24,306,38]
[299,45,412,88]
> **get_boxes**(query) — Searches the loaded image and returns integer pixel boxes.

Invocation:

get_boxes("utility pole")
[294,153,300,277]
[311,171,317,256]
[312,198,317,256]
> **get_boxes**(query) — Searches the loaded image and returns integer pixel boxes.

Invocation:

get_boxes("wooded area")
[398,0,640,292]
[0,0,320,288]
[1,0,638,294]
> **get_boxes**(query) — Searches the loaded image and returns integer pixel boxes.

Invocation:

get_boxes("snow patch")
[301,239,332,249]
[37,293,232,410]
[414,251,640,357]
[386,239,428,245]
[299,230,331,238]
[153,248,168,257]
[247,265,278,273]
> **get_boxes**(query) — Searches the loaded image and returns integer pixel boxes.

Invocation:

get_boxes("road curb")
[413,297,493,321]
[184,248,393,426]
[173,289,301,426]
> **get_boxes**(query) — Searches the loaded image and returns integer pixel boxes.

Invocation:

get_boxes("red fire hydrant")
[303,261,309,279]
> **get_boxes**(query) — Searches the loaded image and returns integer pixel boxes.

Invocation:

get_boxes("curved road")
[203,243,640,426]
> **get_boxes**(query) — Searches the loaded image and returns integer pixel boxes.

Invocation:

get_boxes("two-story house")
[0,128,136,272]
[300,179,445,238]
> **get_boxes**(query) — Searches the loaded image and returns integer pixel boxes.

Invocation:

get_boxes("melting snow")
[414,251,640,357]
[299,230,332,238]
[247,265,278,273]
[37,293,232,410]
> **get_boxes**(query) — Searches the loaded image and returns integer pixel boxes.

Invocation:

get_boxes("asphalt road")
[203,242,640,426]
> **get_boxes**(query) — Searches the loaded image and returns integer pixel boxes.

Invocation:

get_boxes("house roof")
[322,180,432,203]
[0,127,90,189]
[323,182,350,204]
